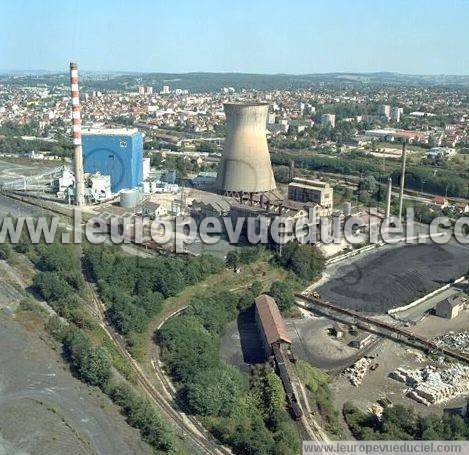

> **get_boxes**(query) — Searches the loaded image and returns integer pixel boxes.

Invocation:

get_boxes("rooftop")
[255,294,292,346]
[82,128,140,136]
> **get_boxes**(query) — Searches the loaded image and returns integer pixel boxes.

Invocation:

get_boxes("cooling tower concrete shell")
[216,103,276,193]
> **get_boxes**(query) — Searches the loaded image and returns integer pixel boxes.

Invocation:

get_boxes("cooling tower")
[216,103,276,194]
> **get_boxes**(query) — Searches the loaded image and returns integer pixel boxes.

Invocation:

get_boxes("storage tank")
[216,103,276,194]
[137,185,145,202]
[120,189,140,208]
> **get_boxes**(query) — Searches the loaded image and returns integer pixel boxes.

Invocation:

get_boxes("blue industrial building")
[82,129,143,193]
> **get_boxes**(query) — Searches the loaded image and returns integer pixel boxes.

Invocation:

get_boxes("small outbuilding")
[349,333,374,349]
[141,201,167,219]
[435,295,466,319]
[328,322,345,339]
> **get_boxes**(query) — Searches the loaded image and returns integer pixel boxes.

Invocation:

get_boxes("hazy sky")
[1,0,468,74]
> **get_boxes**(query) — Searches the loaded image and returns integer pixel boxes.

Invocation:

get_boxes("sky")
[1,0,468,75]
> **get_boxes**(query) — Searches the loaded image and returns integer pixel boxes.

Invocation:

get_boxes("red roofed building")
[255,294,292,356]
[432,196,449,209]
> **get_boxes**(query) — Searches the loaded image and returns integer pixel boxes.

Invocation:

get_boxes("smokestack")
[289,160,295,181]
[398,141,407,221]
[216,103,276,195]
[70,62,85,206]
[385,177,392,218]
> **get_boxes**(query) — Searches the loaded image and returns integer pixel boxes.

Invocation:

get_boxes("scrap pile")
[434,331,469,354]
[345,357,371,387]
[390,364,469,406]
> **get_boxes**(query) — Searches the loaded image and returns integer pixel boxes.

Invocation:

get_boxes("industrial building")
[54,168,111,203]
[82,128,143,193]
[364,128,428,144]
[288,177,334,213]
[216,103,276,196]
[84,173,112,203]
[435,295,467,319]
[255,294,291,357]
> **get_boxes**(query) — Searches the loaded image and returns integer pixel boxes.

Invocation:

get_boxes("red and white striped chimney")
[70,62,85,206]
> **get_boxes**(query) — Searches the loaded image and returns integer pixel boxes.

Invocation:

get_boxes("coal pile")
[318,242,469,314]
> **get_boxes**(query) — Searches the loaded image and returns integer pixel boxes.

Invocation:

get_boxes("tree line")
[157,287,300,454]
[19,233,177,453]
[344,402,469,440]
[272,152,468,198]
[84,245,223,346]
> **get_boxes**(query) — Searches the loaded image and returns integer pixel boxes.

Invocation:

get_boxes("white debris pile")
[389,364,469,406]
[345,358,371,387]
[434,331,469,354]
[369,403,384,419]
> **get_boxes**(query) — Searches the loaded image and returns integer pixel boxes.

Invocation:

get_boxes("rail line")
[0,191,194,256]
[295,292,469,365]
[3,191,228,452]
[83,266,231,455]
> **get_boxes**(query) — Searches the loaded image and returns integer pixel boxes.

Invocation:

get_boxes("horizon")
[2,69,469,77]
[1,0,468,75]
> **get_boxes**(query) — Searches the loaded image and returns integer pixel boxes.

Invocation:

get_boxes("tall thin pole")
[385,176,392,218]
[70,62,85,206]
[398,141,407,221]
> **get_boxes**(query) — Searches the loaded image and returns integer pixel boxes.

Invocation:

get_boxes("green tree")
[186,365,246,417]
[0,243,12,260]
[268,281,295,312]
[64,329,111,388]
[225,251,239,270]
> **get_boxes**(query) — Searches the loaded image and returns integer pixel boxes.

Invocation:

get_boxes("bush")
[33,271,73,301]
[268,281,295,312]
[295,361,341,436]
[63,328,112,388]
[186,365,246,417]
[343,402,469,440]
[0,243,12,260]
[276,243,325,281]
[294,360,329,393]
[84,245,223,338]
[226,251,239,270]
[109,382,176,452]
[45,316,69,342]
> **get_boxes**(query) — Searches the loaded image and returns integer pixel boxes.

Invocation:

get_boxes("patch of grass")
[294,360,343,438]
[294,360,329,393]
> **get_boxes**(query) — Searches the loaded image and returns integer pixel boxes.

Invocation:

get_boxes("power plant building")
[288,178,333,213]
[216,103,276,195]
[82,128,143,193]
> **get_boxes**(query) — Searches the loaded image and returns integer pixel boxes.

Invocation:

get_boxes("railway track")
[296,292,469,365]
[83,268,231,455]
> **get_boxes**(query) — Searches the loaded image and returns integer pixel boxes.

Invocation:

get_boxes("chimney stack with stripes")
[70,62,85,206]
